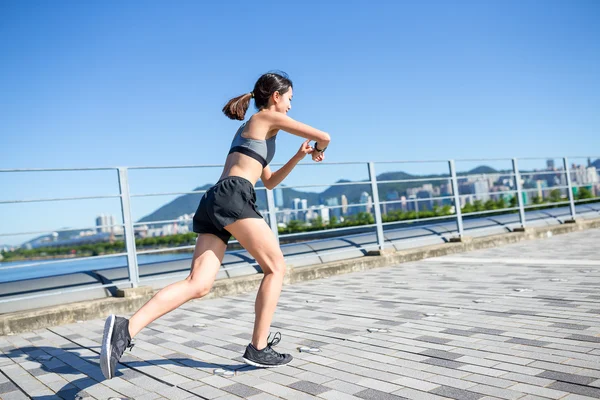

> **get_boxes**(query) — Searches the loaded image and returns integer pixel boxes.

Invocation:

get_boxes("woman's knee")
[186,278,212,298]
[262,255,286,277]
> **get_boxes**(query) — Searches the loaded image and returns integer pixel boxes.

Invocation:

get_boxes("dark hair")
[222,71,293,120]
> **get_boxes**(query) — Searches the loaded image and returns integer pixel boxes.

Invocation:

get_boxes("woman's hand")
[311,147,325,162]
[296,139,314,159]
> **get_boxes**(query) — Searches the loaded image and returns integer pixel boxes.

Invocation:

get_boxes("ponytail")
[222,92,253,120]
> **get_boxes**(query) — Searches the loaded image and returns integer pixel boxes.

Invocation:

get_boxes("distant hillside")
[467,166,500,175]
[17,165,506,245]
[591,158,600,169]
[137,166,499,223]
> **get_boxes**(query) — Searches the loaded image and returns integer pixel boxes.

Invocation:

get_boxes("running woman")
[100,71,330,379]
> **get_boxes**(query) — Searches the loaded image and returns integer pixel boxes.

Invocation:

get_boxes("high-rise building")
[547,159,555,170]
[473,178,490,202]
[274,188,284,208]
[407,194,419,212]
[291,198,301,220]
[341,195,348,215]
[536,180,548,200]
[96,214,116,233]
[325,197,341,219]
[300,199,308,221]
[359,192,370,213]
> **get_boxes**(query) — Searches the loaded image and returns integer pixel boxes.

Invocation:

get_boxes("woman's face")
[273,87,293,114]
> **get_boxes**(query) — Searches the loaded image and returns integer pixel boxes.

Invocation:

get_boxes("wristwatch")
[314,142,327,153]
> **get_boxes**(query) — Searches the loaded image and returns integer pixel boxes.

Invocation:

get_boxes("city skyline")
[3,159,598,250]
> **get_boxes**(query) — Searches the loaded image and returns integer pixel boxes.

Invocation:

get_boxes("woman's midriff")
[218,152,263,186]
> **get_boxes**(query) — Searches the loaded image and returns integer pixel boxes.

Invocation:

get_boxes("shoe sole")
[241,356,292,368]
[100,314,115,379]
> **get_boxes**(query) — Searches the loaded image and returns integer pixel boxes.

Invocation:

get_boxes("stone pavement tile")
[423,365,472,379]
[465,384,524,400]
[80,381,124,399]
[354,377,403,393]
[317,390,363,399]
[214,395,244,400]
[546,381,600,398]
[420,350,465,361]
[454,356,500,368]
[288,380,331,396]
[499,372,556,387]
[102,376,150,398]
[153,385,199,400]
[427,374,478,390]
[492,363,544,375]
[353,388,408,400]
[561,395,600,400]
[200,374,235,388]
[393,387,453,400]
[462,374,515,389]
[221,382,263,398]
[259,371,299,386]
[134,392,167,400]
[0,391,31,400]
[537,370,597,385]
[392,376,439,391]
[458,365,507,378]
[255,381,317,400]
[529,360,587,374]
[187,384,229,399]
[481,352,532,366]
[295,370,336,384]
[323,379,367,395]
[423,358,467,369]
[507,383,568,399]
[246,393,282,400]
[0,381,18,394]
[159,373,193,386]
[429,385,485,400]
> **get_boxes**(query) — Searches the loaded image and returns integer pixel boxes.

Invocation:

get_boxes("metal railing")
[1,156,599,306]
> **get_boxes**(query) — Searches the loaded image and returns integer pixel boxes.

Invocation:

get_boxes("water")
[0,253,193,283]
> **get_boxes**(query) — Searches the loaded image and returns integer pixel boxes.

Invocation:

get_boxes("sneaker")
[242,332,293,368]
[100,314,134,379]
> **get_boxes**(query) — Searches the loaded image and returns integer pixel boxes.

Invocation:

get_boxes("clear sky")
[1,0,599,246]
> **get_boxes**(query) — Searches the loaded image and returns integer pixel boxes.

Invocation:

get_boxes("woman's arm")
[264,112,331,149]
[261,140,314,189]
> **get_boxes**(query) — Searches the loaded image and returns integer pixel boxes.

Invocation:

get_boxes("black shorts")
[192,176,264,244]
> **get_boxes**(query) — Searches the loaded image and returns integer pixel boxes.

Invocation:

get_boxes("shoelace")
[267,332,281,347]
[266,332,285,359]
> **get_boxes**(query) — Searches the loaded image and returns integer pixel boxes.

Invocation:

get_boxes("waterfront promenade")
[1,229,599,400]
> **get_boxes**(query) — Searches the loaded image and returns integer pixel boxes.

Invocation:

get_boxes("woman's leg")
[127,233,227,338]
[224,218,286,350]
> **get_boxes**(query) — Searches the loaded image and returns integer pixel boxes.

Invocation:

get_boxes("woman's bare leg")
[225,218,286,350]
[127,234,227,338]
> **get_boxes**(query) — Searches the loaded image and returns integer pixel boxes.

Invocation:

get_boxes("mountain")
[15,165,502,246]
[591,159,600,169]
[137,166,499,222]
[137,184,213,224]
[468,166,499,175]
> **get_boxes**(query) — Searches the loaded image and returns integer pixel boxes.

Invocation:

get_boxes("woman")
[101,71,330,379]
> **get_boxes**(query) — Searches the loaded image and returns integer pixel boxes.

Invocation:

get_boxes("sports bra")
[228,122,276,168]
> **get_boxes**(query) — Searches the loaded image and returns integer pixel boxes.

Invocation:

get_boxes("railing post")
[448,160,465,239]
[512,158,526,229]
[368,162,385,251]
[563,157,577,221]
[117,168,139,288]
[266,189,280,246]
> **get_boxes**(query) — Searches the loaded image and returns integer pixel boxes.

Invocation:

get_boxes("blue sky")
[1,0,599,246]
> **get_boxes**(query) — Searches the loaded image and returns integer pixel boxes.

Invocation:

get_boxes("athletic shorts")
[192,176,263,244]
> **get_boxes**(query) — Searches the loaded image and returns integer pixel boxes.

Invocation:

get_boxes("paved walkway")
[1,229,599,400]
